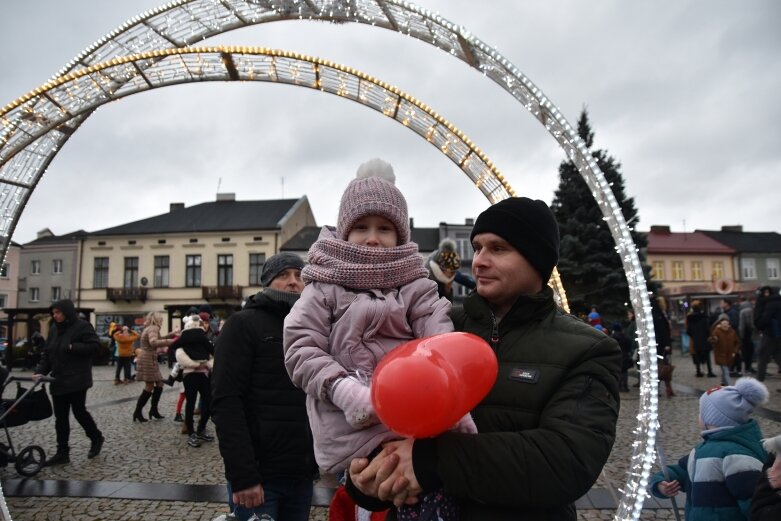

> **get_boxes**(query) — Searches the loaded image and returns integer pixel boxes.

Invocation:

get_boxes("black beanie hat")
[260,252,305,287]
[469,197,560,281]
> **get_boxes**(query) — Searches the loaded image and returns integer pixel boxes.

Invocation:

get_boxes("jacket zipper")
[490,313,500,351]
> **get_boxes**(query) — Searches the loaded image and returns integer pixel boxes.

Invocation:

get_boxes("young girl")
[651,377,769,520]
[709,313,741,386]
[284,158,475,520]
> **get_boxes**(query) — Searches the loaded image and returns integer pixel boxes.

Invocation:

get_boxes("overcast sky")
[1,0,779,245]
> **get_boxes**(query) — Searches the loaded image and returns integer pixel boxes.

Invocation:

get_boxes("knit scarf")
[304,235,428,290]
[262,287,301,307]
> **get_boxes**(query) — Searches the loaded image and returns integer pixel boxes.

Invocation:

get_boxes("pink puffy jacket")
[284,278,452,472]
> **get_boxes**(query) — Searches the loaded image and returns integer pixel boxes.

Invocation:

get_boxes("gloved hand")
[450,413,478,434]
[330,377,379,429]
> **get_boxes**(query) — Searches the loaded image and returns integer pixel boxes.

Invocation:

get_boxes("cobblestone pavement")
[1,351,779,520]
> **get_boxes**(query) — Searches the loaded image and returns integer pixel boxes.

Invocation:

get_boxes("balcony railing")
[107,287,147,302]
[202,285,243,301]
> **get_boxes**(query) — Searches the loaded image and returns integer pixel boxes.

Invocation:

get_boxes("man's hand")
[232,483,264,509]
[350,439,423,507]
[31,374,43,382]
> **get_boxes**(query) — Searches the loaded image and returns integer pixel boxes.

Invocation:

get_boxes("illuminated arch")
[0,2,655,518]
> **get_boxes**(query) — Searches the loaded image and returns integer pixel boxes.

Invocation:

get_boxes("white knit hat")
[335,158,410,244]
[699,377,769,428]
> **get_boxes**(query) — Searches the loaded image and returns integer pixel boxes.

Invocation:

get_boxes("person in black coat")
[750,433,781,521]
[211,253,317,521]
[755,286,781,381]
[686,300,716,377]
[33,299,104,465]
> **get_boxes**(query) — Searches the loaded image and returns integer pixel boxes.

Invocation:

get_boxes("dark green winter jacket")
[419,287,621,520]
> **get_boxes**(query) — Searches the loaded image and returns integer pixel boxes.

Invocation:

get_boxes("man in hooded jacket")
[33,299,104,465]
[211,253,318,521]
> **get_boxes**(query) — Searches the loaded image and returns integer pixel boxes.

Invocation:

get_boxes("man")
[347,197,621,520]
[737,297,756,374]
[33,299,104,465]
[754,286,781,382]
[211,252,318,521]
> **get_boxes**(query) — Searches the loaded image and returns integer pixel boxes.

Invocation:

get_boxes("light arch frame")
[0,2,656,518]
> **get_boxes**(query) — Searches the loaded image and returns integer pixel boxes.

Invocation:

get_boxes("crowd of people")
[22,157,781,521]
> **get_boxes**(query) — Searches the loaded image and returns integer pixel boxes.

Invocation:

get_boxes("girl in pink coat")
[284,158,475,520]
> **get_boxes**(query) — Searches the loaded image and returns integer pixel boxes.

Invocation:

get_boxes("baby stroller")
[0,366,54,476]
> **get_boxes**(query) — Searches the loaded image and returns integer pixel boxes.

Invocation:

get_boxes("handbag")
[657,357,674,382]
[13,383,53,422]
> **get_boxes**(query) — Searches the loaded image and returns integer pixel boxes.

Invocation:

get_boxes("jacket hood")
[50,299,78,323]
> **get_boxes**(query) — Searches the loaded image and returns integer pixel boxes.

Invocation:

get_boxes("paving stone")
[1,355,779,520]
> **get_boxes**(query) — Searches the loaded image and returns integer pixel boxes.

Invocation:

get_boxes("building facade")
[77,194,316,333]
[0,242,21,338]
[18,229,85,308]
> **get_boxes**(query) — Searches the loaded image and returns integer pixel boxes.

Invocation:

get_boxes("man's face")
[51,308,65,323]
[269,268,304,293]
[471,232,543,309]
[720,299,729,310]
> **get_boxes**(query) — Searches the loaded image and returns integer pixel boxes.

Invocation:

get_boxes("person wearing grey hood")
[211,253,317,521]
[33,299,104,466]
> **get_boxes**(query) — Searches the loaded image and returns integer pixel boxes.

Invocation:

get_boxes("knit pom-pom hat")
[699,377,769,428]
[183,315,202,330]
[336,158,410,245]
[431,239,461,271]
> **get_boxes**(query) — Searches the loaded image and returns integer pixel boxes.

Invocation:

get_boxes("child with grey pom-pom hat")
[284,158,474,521]
[650,377,770,520]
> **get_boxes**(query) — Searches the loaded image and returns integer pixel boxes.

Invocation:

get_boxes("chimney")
[650,225,671,233]
[721,225,743,232]
[170,202,185,212]
[216,193,236,202]
[465,218,474,226]
[409,217,414,230]
[36,228,54,239]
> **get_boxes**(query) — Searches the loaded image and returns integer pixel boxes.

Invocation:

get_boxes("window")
[31,260,40,275]
[672,261,684,281]
[652,261,665,280]
[218,254,233,287]
[712,261,724,280]
[94,257,109,288]
[30,287,39,302]
[455,237,472,261]
[0,263,8,278]
[52,259,63,274]
[768,259,780,279]
[0,294,6,308]
[691,261,703,281]
[741,258,756,280]
[153,256,170,288]
[249,253,266,286]
[186,255,201,287]
[51,287,61,302]
[123,257,139,288]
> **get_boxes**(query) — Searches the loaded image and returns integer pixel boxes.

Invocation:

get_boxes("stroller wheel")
[15,445,45,477]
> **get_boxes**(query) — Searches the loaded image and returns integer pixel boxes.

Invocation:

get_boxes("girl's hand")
[658,480,680,497]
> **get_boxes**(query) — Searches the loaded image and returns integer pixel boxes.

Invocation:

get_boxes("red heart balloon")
[371,332,497,438]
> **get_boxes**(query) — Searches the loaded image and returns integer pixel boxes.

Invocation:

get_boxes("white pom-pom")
[763,434,781,455]
[735,377,769,405]
[356,158,396,184]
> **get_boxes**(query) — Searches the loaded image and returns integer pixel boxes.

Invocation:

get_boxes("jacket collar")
[464,286,557,326]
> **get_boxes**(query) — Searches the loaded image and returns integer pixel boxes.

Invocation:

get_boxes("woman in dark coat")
[33,299,104,465]
[652,297,675,397]
[686,300,716,377]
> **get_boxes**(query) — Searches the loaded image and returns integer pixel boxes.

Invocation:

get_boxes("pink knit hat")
[336,158,410,244]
